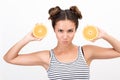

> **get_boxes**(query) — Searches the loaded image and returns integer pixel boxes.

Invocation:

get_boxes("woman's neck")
[55,43,76,52]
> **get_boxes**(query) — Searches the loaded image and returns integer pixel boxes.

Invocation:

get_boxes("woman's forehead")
[55,20,76,29]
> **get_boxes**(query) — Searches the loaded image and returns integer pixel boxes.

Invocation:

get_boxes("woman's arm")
[84,28,120,60]
[3,31,50,66]
[103,32,120,53]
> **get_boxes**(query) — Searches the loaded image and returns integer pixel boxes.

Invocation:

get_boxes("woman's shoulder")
[81,44,97,58]
[82,44,101,53]
[81,44,98,49]
[35,50,51,57]
[81,44,103,57]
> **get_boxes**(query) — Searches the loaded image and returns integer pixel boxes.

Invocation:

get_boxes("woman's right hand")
[22,31,43,43]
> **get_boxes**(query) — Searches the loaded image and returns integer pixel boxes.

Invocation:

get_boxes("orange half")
[32,23,47,38]
[83,25,98,40]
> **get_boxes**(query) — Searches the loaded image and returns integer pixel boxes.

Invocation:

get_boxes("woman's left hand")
[91,27,107,42]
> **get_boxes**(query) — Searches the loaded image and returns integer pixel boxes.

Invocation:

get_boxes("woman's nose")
[63,32,68,39]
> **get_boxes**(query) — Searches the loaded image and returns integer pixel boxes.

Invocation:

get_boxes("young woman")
[3,6,120,80]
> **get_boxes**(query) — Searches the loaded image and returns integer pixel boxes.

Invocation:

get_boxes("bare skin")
[3,20,120,70]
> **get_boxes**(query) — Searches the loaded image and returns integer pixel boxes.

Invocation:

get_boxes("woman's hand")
[91,27,107,42]
[22,31,43,43]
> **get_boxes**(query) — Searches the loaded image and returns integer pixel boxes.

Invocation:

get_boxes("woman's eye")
[58,29,63,32]
[68,29,73,32]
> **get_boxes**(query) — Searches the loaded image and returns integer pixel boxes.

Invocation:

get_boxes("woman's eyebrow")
[68,28,74,30]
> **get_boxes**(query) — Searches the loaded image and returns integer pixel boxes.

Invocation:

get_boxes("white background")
[1,0,120,80]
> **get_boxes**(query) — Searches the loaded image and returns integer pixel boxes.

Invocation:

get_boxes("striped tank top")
[47,46,89,80]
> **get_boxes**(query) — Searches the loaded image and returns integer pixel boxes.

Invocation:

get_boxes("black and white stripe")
[47,46,89,80]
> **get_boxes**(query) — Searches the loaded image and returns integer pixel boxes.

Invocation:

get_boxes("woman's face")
[54,20,76,46]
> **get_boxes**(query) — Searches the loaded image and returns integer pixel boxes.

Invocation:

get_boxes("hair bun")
[70,6,82,19]
[48,6,61,19]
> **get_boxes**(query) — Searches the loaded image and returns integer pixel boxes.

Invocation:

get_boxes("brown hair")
[48,6,82,30]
